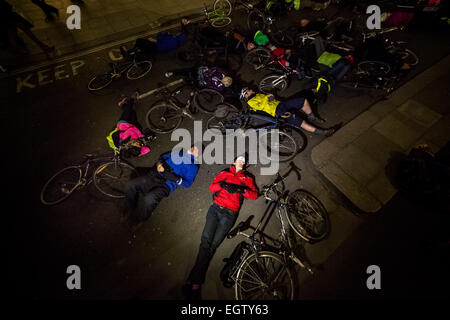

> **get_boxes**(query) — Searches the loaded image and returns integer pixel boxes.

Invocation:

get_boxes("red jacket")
[210,166,258,212]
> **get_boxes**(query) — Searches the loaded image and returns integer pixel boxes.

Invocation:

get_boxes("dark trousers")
[275,97,306,128]
[327,58,351,88]
[124,170,170,221]
[119,98,142,131]
[188,204,237,284]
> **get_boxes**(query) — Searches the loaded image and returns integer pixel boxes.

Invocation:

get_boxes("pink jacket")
[117,122,150,156]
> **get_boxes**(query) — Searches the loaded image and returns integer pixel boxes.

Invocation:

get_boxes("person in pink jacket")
[111,92,150,158]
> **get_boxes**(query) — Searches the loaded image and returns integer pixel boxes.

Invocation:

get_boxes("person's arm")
[176,164,198,188]
[210,171,227,193]
[241,176,258,200]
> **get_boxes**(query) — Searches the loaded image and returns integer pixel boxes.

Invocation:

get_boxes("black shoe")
[305,66,313,79]
[307,113,326,124]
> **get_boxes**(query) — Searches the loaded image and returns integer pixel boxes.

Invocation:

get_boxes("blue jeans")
[275,97,306,128]
[187,204,237,284]
[327,58,351,87]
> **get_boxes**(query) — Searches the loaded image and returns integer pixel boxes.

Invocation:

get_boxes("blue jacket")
[159,151,198,192]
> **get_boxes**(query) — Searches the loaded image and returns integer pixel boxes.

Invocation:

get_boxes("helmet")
[240,87,248,100]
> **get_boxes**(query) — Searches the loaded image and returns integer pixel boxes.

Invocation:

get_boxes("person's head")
[240,87,255,101]
[221,76,233,87]
[247,42,256,51]
[234,155,246,171]
[123,145,141,158]
[300,19,310,27]
[181,17,189,25]
[188,143,205,158]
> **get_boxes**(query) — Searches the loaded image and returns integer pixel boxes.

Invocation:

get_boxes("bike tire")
[247,10,265,32]
[357,61,391,76]
[145,102,183,134]
[259,128,300,162]
[396,48,419,66]
[270,31,294,48]
[206,103,244,134]
[93,161,137,198]
[40,166,82,205]
[214,0,232,16]
[234,251,295,300]
[285,189,330,242]
[194,88,225,114]
[211,16,232,28]
[87,73,113,91]
[245,48,271,69]
[259,74,289,93]
[126,60,152,80]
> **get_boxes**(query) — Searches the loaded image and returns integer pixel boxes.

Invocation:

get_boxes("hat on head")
[253,30,269,46]
[235,155,246,164]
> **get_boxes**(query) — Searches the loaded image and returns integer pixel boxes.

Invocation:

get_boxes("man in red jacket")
[183,156,258,299]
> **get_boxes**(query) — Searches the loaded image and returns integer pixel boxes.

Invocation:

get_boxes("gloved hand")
[161,170,181,182]
[220,181,248,194]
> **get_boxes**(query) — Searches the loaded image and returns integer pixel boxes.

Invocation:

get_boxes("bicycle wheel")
[41,166,82,205]
[93,160,136,198]
[245,48,271,69]
[211,16,232,28]
[126,60,152,80]
[206,103,244,134]
[214,0,232,16]
[146,102,183,134]
[358,61,391,76]
[270,31,294,48]
[235,251,295,300]
[194,88,224,114]
[285,190,329,242]
[259,74,289,93]
[87,73,113,91]
[395,48,419,66]
[259,128,300,162]
[247,10,265,32]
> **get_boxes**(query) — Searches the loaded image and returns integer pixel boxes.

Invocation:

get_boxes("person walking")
[183,156,258,299]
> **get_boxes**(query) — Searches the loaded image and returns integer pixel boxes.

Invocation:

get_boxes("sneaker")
[165,72,173,78]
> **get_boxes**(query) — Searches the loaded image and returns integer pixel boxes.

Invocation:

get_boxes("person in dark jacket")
[122,145,201,230]
[183,156,258,299]
[165,66,232,92]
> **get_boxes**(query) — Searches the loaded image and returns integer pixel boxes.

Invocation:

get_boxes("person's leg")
[138,185,170,221]
[123,171,162,213]
[327,59,351,87]
[166,67,198,80]
[313,37,326,58]
[187,205,219,285]
[118,98,141,130]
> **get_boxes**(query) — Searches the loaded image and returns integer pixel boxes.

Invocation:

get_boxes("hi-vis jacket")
[246,94,281,117]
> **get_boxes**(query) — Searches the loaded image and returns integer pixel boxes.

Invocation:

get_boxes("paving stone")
[352,128,404,166]
[369,99,398,119]
[412,73,450,116]
[397,99,442,129]
[422,115,450,150]
[367,173,398,205]
[311,140,341,169]
[333,144,382,186]
[373,113,425,150]
[321,162,381,213]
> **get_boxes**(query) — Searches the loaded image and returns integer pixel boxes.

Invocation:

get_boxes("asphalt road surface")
[4,7,449,300]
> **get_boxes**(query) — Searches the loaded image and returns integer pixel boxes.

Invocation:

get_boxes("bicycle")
[206,103,306,161]
[87,46,152,91]
[40,134,154,205]
[217,0,294,47]
[178,27,243,74]
[220,162,329,299]
[203,2,232,28]
[145,81,225,133]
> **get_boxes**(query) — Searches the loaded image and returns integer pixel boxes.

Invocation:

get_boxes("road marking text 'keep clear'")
[16,60,85,93]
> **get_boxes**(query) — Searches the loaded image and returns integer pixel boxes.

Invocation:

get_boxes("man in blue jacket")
[122,144,201,230]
